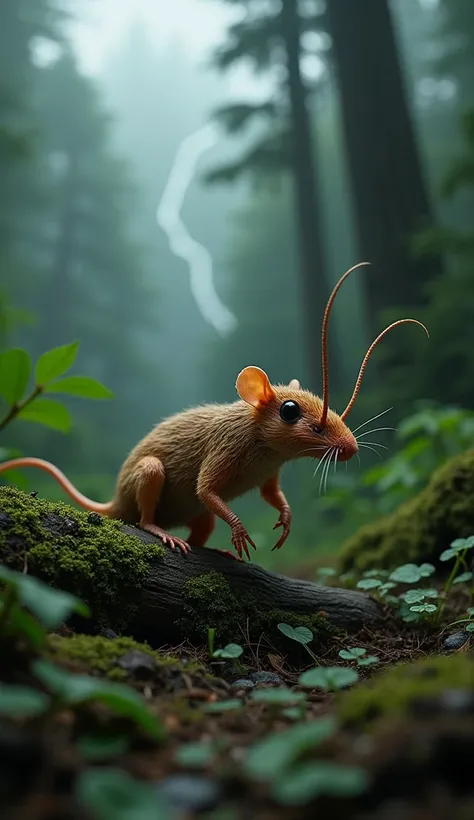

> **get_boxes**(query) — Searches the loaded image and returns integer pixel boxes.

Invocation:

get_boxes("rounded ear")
[288,378,300,390]
[236,366,276,408]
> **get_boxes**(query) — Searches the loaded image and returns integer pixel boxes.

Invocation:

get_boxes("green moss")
[338,653,474,726]
[339,449,474,573]
[180,570,341,652]
[0,486,165,630]
[48,634,206,682]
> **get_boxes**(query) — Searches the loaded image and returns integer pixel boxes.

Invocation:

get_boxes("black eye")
[279,400,301,424]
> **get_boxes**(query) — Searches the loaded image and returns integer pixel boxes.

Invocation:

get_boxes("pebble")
[231,678,255,690]
[443,631,470,651]
[248,671,283,685]
[117,649,157,677]
[156,775,222,813]
[87,511,103,525]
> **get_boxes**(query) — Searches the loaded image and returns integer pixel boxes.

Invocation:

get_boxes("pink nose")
[337,437,358,462]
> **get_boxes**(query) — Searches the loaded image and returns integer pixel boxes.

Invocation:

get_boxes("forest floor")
[2,576,474,820]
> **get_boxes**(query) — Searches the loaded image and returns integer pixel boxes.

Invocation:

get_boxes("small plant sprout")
[440,536,474,593]
[298,666,359,691]
[388,563,435,584]
[277,624,318,663]
[212,643,243,661]
[338,647,380,667]
[444,607,474,633]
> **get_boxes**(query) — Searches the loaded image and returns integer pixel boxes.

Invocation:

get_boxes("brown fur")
[0,371,358,558]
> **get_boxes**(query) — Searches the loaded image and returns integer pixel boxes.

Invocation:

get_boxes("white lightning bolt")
[156,123,238,337]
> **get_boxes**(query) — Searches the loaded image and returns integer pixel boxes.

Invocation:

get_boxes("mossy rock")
[0,486,164,631]
[339,449,474,573]
[338,653,474,726]
[47,634,205,682]
[180,570,342,655]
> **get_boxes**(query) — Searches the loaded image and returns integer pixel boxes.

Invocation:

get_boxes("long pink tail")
[0,457,113,514]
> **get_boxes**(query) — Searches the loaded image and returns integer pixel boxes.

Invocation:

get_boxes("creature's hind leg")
[187,511,241,561]
[187,511,215,547]
[135,456,190,556]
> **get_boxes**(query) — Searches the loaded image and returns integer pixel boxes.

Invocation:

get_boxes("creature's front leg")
[260,473,292,551]
[197,464,256,561]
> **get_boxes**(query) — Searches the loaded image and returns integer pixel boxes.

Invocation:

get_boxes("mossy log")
[0,486,380,647]
[339,449,474,573]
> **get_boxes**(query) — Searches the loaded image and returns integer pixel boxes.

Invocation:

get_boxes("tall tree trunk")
[326,0,443,336]
[280,0,334,392]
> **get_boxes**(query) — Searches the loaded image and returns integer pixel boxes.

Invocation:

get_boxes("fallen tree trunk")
[0,486,381,648]
[125,526,382,644]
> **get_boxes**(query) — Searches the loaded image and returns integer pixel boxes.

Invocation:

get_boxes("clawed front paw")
[140,523,191,556]
[272,508,291,551]
[230,524,256,561]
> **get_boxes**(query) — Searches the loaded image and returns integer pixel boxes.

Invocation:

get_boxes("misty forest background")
[1,0,474,572]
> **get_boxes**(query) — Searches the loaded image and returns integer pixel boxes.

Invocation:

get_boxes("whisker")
[351,407,393,435]
[358,443,383,460]
[326,447,338,492]
[356,427,395,439]
[356,452,361,470]
[359,440,389,450]
[313,447,332,479]
[318,449,331,493]
[319,447,334,495]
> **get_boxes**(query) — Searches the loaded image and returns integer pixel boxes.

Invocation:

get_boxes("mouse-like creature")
[0,263,428,560]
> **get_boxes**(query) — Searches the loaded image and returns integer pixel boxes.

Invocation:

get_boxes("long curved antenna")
[320,262,371,426]
[340,319,430,421]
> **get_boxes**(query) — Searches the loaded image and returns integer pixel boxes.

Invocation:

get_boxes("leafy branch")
[0,341,112,436]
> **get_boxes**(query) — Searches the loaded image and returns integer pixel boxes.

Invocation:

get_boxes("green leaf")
[174,740,219,768]
[0,348,31,405]
[76,768,167,820]
[419,564,435,577]
[0,684,49,717]
[213,642,243,659]
[356,578,382,590]
[32,661,165,740]
[244,717,337,781]
[20,575,90,629]
[35,342,79,386]
[204,699,243,713]
[7,605,47,648]
[0,565,89,629]
[47,375,113,400]
[453,571,473,585]
[77,734,130,762]
[466,623,474,632]
[338,647,366,660]
[298,666,359,691]
[403,589,427,604]
[17,398,71,432]
[277,623,313,645]
[357,655,380,666]
[440,548,457,562]
[251,687,306,706]
[389,564,422,583]
[272,761,369,805]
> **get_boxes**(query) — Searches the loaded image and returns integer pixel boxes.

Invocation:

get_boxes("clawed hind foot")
[140,523,191,556]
